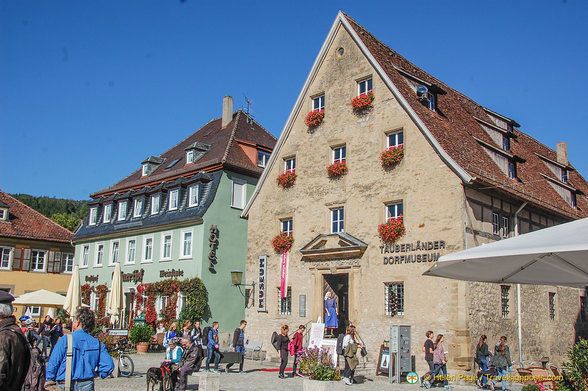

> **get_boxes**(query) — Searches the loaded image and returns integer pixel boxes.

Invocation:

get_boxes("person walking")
[493,336,511,391]
[50,318,64,357]
[227,320,247,373]
[291,325,305,377]
[205,322,221,373]
[342,325,361,386]
[430,334,450,390]
[164,322,177,349]
[176,337,198,391]
[0,291,31,391]
[276,325,290,379]
[421,330,435,388]
[476,335,490,387]
[38,315,54,359]
[45,308,114,390]
[190,320,204,371]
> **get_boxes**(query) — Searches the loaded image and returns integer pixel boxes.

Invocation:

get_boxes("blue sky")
[1,1,587,200]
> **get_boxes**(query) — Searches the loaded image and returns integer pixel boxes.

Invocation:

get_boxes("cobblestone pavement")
[94,353,524,391]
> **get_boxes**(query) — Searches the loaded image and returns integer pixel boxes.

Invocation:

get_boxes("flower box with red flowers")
[378,216,406,243]
[277,170,297,188]
[351,91,375,111]
[305,110,324,127]
[380,145,404,167]
[272,232,294,253]
[327,161,348,177]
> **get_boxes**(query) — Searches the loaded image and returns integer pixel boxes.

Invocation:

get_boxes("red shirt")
[292,332,303,353]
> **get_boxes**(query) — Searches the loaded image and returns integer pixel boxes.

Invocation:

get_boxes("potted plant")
[272,233,294,253]
[297,347,341,390]
[305,110,324,128]
[351,91,375,112]
[129,323,153,354]
[277,170,297,188]
[326,161,348,178]
[378,216,406,243]
[380,145,404,167]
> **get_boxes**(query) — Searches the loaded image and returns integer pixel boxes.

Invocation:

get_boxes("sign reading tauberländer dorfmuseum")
[381,240,446,265]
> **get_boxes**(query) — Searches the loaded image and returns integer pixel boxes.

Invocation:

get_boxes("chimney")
[222,96,233,128]
[556,142,568,166]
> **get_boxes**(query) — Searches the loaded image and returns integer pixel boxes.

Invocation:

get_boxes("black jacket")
[232,327,245,348]
[0,316,31,391]
[179,343,198,369]
[277,334,289,351]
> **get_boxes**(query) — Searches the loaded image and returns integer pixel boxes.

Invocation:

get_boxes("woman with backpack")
[476,335,489,386]
[276,325,290,379]
[290,325,305,377]
[342,324,362,386]
[493,336,511,391]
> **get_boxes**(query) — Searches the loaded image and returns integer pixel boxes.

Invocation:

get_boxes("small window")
[181,230,193,258]
[278,287,292,315]
[111,241,119,264]
[492,213,500,235]
[133,198,143,218]
[0,209,7,221]
[284,158,296,173]
[61,253,74,273]
[0,247,12,270]
[257,150,270,168]
[501,285,510,318]
[151,194,160,215]
[26,306,41,317]
[426,93,436,111]
[387,131,404,149]
[142,164,149,176]
[166,158,181,169]
[386,202,403,220]
[571,192,577,208]
[188,184,199,207]
[89,207,97,226]
[186,150,195,164]
[549,292,556,321]
[127,239,136,264]
[332,146,346,163]
[95,244,104,266]
[562,168,568,183]
[385,282,405,316]
[161,234,172,260]
[118,201,128,221]
[508,161,517,179]
[143,237,153,262]
[312,95,325,111]
[168,189,179,211]
[103,204,112,223]
[331,208,344,233]
[357,78,373,96]
[281,219,293,236]
[501,216,509,239]
[81,245,89,267]
[231,179,246,210]
[503,136,510,152]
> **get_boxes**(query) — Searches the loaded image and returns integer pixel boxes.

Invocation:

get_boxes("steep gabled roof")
[0,190,74,243]
[243,12,588,219]
[92,110,276,198]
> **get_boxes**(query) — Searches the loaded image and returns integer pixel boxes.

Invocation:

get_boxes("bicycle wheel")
[118,354,134,377]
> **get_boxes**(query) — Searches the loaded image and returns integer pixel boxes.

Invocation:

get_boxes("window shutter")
[22,249,31,271]
[12,248,23,271]
[47,251,56,273]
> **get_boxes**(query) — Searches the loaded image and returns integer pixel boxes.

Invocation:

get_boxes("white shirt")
[342,334,356,349]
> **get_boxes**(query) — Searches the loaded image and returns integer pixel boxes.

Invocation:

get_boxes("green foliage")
[522,385,542,391]
[560,340,588,391]
[297,347,341,381]
[50,212,81,232]
[129,323,153,343]
[11,193,88,231]
[178,278,208,323]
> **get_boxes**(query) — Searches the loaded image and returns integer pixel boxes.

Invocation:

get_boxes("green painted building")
[73,97,275,331]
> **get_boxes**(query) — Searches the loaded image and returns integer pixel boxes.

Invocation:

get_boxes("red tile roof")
[344,13,588,219]
[0,190,74,243]
[91,110,276,197]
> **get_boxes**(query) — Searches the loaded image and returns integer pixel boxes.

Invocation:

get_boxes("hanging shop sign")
[258,255,267,312]
[122,269,144,284]
[208,225,219,271]
[381,240,447,265]
[280,251,289,298]
[85,275,99,283]
[160,269,184,278]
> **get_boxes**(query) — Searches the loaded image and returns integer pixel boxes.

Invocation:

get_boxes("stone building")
[73,97,275,331]
[241,12,588,372]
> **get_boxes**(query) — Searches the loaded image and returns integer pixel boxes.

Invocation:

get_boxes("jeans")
[432,363,448,386]
[58,380,94,391]
[206,347,221,370]
[226,346,245,372]
[479,358,488,385]
[41,335,51,358]
[343,357,355,380]
[279,349,288,375]
[422,359,434,383]
[292,352,301,375]
[495,367,508,390]
[178,365,193,390]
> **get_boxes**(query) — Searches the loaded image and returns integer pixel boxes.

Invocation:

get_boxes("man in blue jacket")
[205,321,221,373]
[45,308,114,390]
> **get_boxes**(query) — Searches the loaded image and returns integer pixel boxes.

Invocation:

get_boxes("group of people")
[475,334,512,391]
[19,314,64,360]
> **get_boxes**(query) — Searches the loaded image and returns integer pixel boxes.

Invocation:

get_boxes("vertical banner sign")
[280,251,289,298]
[258,255,267,312]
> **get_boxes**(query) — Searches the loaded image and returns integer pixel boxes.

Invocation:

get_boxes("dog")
[146,361,176,391]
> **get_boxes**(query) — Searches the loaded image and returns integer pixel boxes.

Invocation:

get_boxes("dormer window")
[188,184,199,207]
[89,207,97,226]
[571,192,577,208]
[185,142,211,166]
[169,189,179,211]
[117,201,128,221]
[151,194,161,215]
[141,156,164,176]
[142,164,149,176]
[186,150,195,164]
[503,136,510,152]
[562,168,568,183]
[416,85,436,111]
[257,150,270,168]
[0,207,7,221]
[133,198,143,218]
[103,203,112,223]
[508,161,517,179]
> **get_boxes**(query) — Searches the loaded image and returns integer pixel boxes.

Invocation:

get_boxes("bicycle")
[111,338,134,377]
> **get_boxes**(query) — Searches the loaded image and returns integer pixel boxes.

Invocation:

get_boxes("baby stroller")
[476,353,498,390]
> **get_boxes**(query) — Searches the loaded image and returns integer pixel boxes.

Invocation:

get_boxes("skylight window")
[166,158,181,169]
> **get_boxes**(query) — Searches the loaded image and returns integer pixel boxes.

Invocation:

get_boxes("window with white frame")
[31,250,46,271]
[81,245,89,267]
[133,198,143,218]
[284,158,295,173]
[188,184,199,207]
[231,179,246,209]
[501,285,510,318]
[186,150,195,164]
[96,244,104,266]
[358,78,373,95]
[181,230,193,258]
[118,201,128,221]
[177,292,186,315]
[0,209,6,221]
[312,95,325,111]
[387,131,404,149]
[168,189,179,211]
[386,202,403,220]
[89,207,97,226]
[501,216,509,239]
[258,150,270,168]
[26,306,41,317]
[161,233,172,260]
[492,213,500,235]
[385,282,405,315]
[142,164,149,176]
[281,219,293,236]
[127,239,136,264]
[151,194,160,215]
[143,237,153,262]
[0,247,12,269]
[331,208,344,233]
[158,296,169,316]
[61,253,74,273]
[332,146,346,163]
[90,292,98,311]
[278,287,292,315]
[111,241,120,264]
[103,203,112,223]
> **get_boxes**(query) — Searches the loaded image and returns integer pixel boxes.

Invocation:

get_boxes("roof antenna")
[243,94,254,125]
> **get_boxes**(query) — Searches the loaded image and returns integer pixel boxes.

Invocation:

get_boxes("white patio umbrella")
[423,217,588,287]
[107,262,123,326]
[63,266,81,316]
[13,289,66,307]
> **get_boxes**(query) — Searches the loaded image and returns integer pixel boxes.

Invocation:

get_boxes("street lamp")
[230,270,256,308]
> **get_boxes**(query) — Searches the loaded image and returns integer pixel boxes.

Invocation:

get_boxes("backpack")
[271,331,280,351]
[22,345,46,391]
[336,334,345,355]
[202,326,212,345]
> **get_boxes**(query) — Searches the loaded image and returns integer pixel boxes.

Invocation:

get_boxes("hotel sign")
[381,240,446,265]
[160,269,184,278]
[122,269,145,284]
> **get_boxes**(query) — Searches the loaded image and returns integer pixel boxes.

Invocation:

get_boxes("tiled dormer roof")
[0,190,74,243]
[342,13,588,219]
[91,110,276,198]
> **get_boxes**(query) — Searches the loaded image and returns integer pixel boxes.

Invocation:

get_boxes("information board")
[308,323,325,348]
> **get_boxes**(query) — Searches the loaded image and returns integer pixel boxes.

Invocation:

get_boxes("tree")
[50,213,81,232]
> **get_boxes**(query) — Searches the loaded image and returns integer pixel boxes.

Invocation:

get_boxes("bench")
[190,372,220,391]
[244,340,263,361]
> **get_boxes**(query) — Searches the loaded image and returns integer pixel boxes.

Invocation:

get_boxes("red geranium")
[380,145,404,167]
[351,91,375,111]
[327,161,348,177]
[272,233,294,253]
[378,217,406,243]
[305,110,324,127]
[277,170,297,187]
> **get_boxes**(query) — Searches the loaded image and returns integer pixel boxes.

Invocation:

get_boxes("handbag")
[355,331,368,357]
